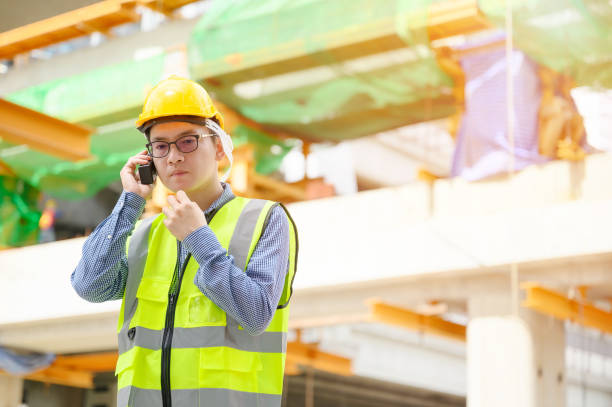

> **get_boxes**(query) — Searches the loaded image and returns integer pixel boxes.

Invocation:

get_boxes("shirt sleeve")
[71,191,146,303]
[183,204,290,335]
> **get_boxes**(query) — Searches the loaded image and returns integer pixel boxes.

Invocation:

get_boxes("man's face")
[148,121,224,193]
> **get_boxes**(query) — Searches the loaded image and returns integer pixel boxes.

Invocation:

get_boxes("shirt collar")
[205,182,235,215]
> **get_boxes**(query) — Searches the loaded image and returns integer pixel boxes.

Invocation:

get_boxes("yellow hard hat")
[136,75,224,133]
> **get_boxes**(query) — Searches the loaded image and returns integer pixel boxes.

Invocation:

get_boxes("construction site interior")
[1,0,612,406]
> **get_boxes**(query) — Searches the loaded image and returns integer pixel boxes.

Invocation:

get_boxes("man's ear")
[214,137,225,161]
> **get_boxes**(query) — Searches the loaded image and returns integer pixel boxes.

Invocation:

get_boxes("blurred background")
[0,0,611,406]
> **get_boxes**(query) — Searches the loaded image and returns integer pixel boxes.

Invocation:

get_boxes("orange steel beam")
[1,344,346,387]
[522,283,612,335]
[0,0,140,60]
[286,341,352,376]
[0,99,93,161]
[53,351,118,373]
[367,299,466,342]
[427,0,492,41]
[0,0,206,59]
[24,366,94,388]
[289,300,466,342]
[137,0,200,16]
[0,159,15,176]
[0,351,118,389]
[0,366,94,389]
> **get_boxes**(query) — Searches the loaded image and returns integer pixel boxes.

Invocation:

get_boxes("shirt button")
[107,234,112,239]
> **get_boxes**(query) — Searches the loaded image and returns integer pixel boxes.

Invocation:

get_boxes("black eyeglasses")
[146,134,211,158]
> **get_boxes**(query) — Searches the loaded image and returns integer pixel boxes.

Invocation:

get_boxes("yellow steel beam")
[53,351,118,373]
[0,99,93,161]
[290,300,466,342]
[138,0,200,15]
[25,366,94,388]
[286,340,352,376]
[427,0,492,41]
[0,366,94,389]
[284,360,302,376]
[2,345,346,387]
[522,283,612,334]
[0,0,140,60]
[250,172,307,202]
[367,299,466,342]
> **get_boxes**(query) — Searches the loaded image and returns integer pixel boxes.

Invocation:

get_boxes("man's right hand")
[120,150,155,198]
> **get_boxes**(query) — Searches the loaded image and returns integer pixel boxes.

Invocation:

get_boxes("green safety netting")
[0,121,293,200]
[232,124,298,174]
[3,56,296,199]
[2,0,462,200]
[0,124,145,199]
[7,53,166,127]
[188,0,456,141]
[480,0,612,88]
[0,176,41,247]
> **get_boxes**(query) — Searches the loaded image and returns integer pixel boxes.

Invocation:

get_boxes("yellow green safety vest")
[114,196,298,407]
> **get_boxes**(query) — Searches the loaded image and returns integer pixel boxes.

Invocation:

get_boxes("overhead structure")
[290,299,467,342]
[0,98,92,161]
[479,0,612,88]
[522,283,612,335]
[0,346,350,389]
[188,0,493,141]
[0,0,203,60]
[0,0,495,199]
[0,0,140,60]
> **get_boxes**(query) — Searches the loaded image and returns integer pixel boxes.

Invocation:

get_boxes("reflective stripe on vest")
[116,196,296,407]
[227,199,268,270]
[118,385,282,407]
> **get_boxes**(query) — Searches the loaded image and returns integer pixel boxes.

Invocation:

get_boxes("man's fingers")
[167,195,179,209]
[176,190,190,203]
[124,156,150,172]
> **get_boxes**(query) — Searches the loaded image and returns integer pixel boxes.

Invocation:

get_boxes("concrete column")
[467,291,565,407]
[0,375,23,407]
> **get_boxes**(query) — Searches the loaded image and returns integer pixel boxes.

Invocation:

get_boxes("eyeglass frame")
[145,133,215,158]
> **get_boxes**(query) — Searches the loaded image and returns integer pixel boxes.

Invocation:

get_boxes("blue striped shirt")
[71,182,290,335]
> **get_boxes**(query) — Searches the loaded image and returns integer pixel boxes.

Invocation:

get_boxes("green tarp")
[0,121,293,200]
[188,0,456,141]
[7,53,166,127]
[480,0,612,88]
[7,0,609,200]
[0,176,40,247]
[2,54,295,199]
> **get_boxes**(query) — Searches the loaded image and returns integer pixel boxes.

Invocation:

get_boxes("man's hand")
[120,150,155,198]
[162,190,207,241]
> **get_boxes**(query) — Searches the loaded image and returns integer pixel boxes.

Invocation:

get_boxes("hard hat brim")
[137,114,222,135]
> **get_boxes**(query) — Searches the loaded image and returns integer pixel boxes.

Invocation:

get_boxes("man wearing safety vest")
[71,76,298,407]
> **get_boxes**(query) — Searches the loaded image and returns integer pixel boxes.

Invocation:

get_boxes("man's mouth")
[171,170,188,177]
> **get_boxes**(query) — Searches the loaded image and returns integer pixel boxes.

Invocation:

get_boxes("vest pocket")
[187,293,227,326]
[134,278,170,330]
[198,347,263,392]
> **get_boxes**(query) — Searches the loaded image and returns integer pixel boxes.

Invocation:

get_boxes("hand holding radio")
[120,150,155,198]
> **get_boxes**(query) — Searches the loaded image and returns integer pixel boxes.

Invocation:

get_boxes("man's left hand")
[162,190,207,241]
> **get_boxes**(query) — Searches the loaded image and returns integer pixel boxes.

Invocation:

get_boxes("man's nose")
[167,143,184,164]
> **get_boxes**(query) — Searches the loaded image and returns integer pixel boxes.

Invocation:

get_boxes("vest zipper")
[159,207,225,406]
[161,240,191,407]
